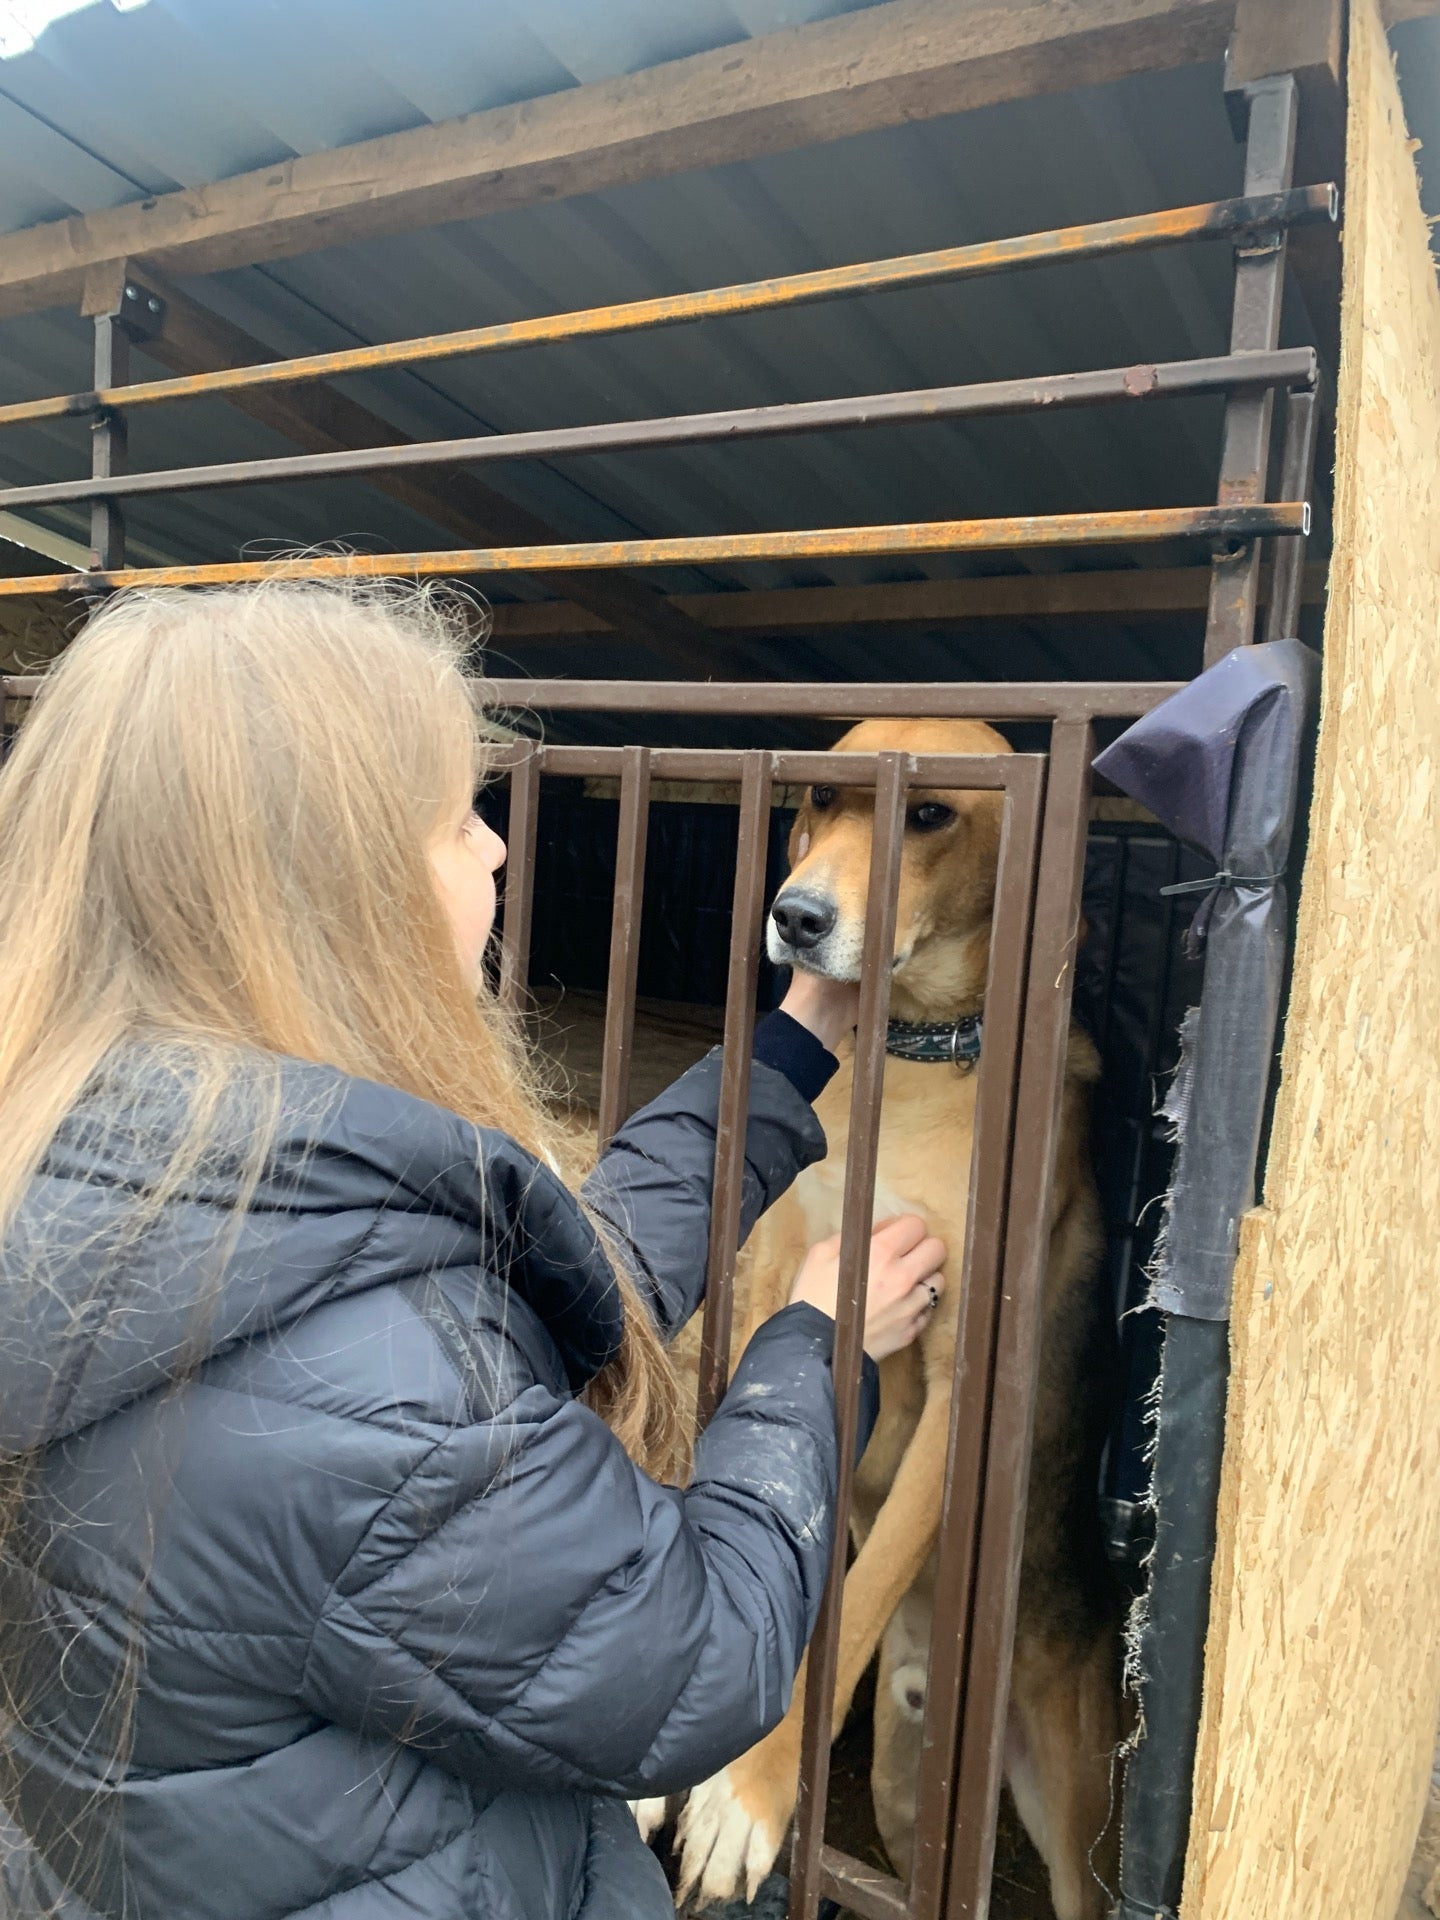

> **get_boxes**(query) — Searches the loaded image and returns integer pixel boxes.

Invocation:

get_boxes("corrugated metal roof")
[0,0,1374,692]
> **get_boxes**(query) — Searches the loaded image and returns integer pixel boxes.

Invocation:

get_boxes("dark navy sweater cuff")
[752,1010,839,1106]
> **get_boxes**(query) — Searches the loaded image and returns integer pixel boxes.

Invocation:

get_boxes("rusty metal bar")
[695,752,774,1431]
[88,308,127,571]
[1205,74,1300,668]
[0,349,1318,514]
[1265,385,1320,643]
[524,745,1025,789]
[596,746,651,1152]
[819,1846,911,1920]
[906,756,1047,1920]
[497,748,540,1009]
[0,505,1309,601]
[485,682,1178,725]
[944,718,1097,1920]
[0,187,1337,432]
[509,734,1026,790]
[1,674,1178,727]
[789,750,909,1920]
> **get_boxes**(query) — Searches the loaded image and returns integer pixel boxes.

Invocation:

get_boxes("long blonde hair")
[0,577,686,1479]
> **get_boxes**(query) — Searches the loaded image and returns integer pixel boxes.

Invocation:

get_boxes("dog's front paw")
[629,1796,670,1844]
[675,1740,798,1907]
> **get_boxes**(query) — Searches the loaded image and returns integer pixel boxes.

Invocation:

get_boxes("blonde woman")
[0,582,945,1920]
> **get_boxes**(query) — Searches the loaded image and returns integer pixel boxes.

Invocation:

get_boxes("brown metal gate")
[478,675,1171,1920]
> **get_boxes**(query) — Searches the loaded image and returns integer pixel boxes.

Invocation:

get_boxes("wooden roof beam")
[485,563,1327,643]
[0,0,1237,320]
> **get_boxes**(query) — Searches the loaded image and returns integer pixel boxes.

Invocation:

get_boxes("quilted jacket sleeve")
[582,1049,828,1338]
[299,1302,876,1798]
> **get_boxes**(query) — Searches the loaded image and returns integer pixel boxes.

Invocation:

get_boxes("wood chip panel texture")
[1185,5,1440,1916]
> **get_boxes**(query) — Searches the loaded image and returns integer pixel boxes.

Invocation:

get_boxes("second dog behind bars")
[643,718,1124,1920]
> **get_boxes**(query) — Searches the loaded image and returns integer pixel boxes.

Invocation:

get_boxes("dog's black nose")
[771,890,836,952]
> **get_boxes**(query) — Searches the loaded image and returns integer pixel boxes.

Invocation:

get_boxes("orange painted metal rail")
[0,185,1336,431]
[0,504,1309,598]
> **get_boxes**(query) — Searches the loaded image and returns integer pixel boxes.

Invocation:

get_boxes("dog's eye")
[909,802,955,832]
[810,785,837,810]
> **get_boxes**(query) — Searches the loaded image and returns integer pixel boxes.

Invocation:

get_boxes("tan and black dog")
[653,719,1124,1920]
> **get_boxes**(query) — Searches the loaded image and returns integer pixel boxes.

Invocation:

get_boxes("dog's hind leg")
[871,1588,932,1879]
[1006,1624,1122,1920]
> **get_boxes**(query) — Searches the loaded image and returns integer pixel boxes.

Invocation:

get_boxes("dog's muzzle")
[769,889,835,954]
[767,887,887,981]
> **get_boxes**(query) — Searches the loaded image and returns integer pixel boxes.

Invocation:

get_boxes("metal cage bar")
[0,349,1317,514]
[0,504,1310,600]
[1204,75,1300,668]
[696,750,775,1432]
[88,308,128,572]
[0,187,1336,433]
[0,677,1183,724]
[905,753,1047,1920]
[1265,385,1321,644]
[944,717,1098,1918]
[790,749,912,1920]
[497,746,541,1010]
[596,745,652,1150]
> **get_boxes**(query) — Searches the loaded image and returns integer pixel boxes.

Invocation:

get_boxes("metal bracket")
[79,260,166,343]
[112,280,166,344]
[1222,68,1294,142]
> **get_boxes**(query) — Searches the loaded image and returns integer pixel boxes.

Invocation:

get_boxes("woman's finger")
[871,1213,928,1255]
[892,1237,947,1290]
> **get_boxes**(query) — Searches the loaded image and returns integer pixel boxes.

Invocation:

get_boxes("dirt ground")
[526,985,724,1123]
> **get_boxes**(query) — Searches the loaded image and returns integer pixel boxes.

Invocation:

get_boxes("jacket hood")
[0,1046,623,1461]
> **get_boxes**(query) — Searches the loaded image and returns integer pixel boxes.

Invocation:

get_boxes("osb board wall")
[1183,4,1440,1917]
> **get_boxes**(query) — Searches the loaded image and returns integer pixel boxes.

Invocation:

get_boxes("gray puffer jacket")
[0,1042,876,1920]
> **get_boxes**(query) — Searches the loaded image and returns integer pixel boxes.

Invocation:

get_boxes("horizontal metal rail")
[0,676,1183,720]
[504,744,1026,786]
[476,681,1181,720]
[0,349,1317,513]
[0,504,1309,600]
[0,186,1337,432]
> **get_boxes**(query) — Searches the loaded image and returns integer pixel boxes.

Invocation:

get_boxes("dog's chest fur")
[791,1052,982,1250]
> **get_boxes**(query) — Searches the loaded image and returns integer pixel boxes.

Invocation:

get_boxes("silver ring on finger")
[923,1282,939,1311]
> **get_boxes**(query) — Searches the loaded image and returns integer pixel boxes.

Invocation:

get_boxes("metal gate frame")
[477,675,1171,1920]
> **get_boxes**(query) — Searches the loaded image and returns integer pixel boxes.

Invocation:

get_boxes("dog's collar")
[884,1014,983,1070]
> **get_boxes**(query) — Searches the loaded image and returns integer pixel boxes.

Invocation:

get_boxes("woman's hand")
[788,1215,947,1362]
[778,971,860,1054]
